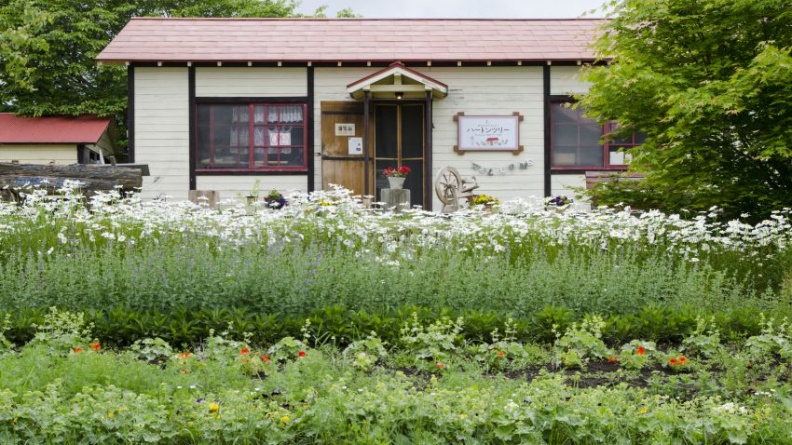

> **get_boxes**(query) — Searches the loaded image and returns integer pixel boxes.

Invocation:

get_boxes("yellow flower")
[638,407,649,415]
[209,402,220,414]
[280,415,290,423]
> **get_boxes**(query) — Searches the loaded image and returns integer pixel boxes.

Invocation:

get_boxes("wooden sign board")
[454,112,524,155]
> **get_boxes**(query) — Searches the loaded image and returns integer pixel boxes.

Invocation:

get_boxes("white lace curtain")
[233,105,303,124]
[230,105,303,149]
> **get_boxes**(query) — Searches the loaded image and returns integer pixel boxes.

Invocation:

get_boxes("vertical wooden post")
[424,90,433,211]
[363,90,371,197]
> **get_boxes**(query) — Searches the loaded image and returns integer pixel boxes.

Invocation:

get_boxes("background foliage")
[0,0,348,154]
[580,0,792,221]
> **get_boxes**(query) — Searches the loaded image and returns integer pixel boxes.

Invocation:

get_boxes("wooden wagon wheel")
[435,166,463,213]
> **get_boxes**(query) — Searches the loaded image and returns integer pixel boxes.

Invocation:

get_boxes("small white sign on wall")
[335,123,356,136]
[348,137,363,155]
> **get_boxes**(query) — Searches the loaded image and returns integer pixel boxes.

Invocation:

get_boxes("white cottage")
[97,18,638,210]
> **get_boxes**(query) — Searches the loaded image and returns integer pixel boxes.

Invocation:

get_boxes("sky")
[296,0,609,19]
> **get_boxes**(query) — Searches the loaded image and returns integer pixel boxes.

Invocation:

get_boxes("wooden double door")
[321,101,426,208]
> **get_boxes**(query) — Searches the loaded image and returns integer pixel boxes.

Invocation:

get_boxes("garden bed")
[1,187,791,443]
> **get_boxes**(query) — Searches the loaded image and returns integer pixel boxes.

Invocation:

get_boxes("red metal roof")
[97,18,605,64]
[0,114,111,144]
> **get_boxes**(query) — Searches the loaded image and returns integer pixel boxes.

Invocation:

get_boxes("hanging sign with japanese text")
[454,112,523,155]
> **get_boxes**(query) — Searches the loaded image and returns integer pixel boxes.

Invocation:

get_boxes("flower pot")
[387,176,406,189]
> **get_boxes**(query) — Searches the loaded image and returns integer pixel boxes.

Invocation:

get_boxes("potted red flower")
[383,166,411,189]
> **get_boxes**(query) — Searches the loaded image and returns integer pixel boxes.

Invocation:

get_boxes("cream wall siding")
[0,145,77,164]
[196,68,307,97]
[550,66,589,95]
[196,176,308,201]
[551,174,586,198]
[551,174,592,210]
[135,67,190,200]
[416,67,545,210]
[313,67,546,210]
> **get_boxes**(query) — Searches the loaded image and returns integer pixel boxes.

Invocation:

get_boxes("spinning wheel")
[435,166,463,213]
[435,166,480,213]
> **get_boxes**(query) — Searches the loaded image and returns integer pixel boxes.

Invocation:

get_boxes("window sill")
[551,166,628,174]
[196,169,308,176]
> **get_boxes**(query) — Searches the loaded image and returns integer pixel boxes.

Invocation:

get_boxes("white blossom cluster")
[0,184,789,269]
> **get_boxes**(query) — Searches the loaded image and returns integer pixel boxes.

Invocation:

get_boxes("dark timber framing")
[543,64,552,198]
[306,66,315,192]
[188,67,196,190]
[424,90,433,212]
[127,66,135,163]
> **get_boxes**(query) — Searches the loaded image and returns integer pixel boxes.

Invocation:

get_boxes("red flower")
[261,354,271,363]
[90,341,101,351]
[496,351,505,358]
[635,346,646,356]
[298,351,306,358]
[240,347,250,356]
[73,347,83,353]
[607,356,617,364]
[383,166,411,177]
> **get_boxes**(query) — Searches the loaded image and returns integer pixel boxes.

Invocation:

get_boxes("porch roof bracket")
[347,61,448,100]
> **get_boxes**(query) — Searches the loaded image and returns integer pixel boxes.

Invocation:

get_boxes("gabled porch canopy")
[347,62,448,100]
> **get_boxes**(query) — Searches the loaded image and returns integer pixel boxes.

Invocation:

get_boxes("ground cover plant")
[1,309,792,444]
[1,185,792,442]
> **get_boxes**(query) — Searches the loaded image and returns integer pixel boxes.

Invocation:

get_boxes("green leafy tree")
[579,0,792,221]
[0,0,300,151]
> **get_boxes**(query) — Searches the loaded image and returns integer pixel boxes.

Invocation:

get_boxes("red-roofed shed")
[0,114,118,165]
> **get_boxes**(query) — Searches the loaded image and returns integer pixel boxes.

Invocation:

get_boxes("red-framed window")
[196,103,307,172]
[551,100,644,171]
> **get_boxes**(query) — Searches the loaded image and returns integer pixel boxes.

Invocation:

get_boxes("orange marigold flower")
[73,346,83,353]
[669,357,678,366]
[261,354,271,363]
[298,351,306,358]
[436,362,445,369]
[635,346,646,356]
[240,347,250,355]
[496,351,505,358]
[607,356,617,364]
[178,352,191,359]
[678,356,687,365]
[90,341,101,351]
